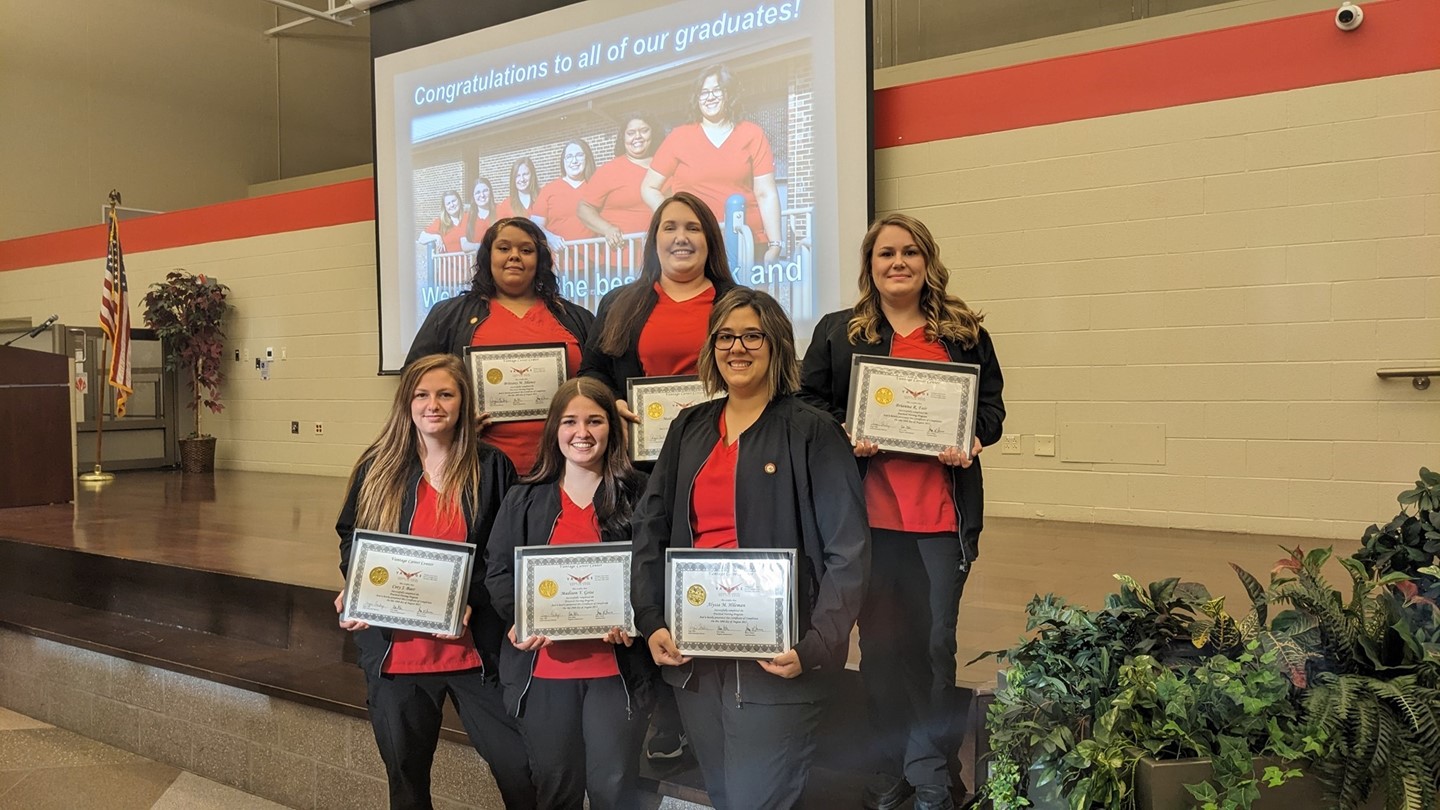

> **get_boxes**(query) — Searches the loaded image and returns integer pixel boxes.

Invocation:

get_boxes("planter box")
[1135,756,1383,810]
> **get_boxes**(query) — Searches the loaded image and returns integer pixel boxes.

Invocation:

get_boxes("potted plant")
[141,270,231,473]
[979,574,1319,810]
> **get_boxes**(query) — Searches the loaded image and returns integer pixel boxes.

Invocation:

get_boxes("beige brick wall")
[0,222,391,477]
[874,69,1440,540]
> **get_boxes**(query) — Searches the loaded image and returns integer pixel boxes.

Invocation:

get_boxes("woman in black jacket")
[631,287,870,809]
[485,377,654,810]
[578,191,737,424]
[335,353,534,810]
[406,217,596,475]
[799,214,1005,810]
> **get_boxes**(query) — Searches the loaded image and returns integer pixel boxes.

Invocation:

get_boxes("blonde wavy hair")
[345,354,482,533]
[846,213,984,348]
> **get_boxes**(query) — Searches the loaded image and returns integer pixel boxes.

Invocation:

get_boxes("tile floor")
[0,705,706,809]
[0,706,286,810]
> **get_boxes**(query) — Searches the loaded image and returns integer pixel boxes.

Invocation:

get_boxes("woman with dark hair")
[406,217,595,474]
[418,189,470,254]
[578,114,660,251]
[630,286,869,809]
[485,377,655,810]
[641,64,783,267]
[460,177,498,253]
[799,214,1005,810]
[578,191,737,423]
[531,139,599,253]
[335,353,534,810]
[497,157,540,219]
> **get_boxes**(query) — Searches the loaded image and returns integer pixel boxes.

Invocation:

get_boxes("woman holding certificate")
[631,287,870,810]
[799,214,1005,810]
[578,191,737,422]
[407,217,595,474]
[484,377,654,810]
[335,353,535,810]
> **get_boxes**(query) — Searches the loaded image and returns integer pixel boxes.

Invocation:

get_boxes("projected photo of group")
[376,0,869,372]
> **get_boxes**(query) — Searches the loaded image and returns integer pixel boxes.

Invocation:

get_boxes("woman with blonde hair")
[799,213,1006,810]
[336,353,535,810]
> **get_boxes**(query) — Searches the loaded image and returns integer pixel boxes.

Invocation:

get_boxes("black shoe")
[645,729,687,760]
[913,784,955,810]
[861,774,914,810]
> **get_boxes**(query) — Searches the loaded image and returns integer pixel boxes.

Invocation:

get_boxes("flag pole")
[80,190,126,484]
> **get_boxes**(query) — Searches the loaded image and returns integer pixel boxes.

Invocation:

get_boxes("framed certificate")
[466,343,568,423]
[627,375,716,463]
[846,354,980,457]
[515,542,636,641]
[341,529,474,636]
[665,548,797,660]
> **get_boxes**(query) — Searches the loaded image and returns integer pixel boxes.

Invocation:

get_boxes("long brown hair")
[525,377,645,537]
[847,213,984,348]
[344,354,482,532]
[596,191,734,356]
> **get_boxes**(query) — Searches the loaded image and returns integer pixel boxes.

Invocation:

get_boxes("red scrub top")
[636,284,714,377]
[650,121,775,244]
[532,489,622,679]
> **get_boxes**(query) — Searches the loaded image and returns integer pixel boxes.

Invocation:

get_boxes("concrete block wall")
[0,629,502,810]
[0,221,391,477]
[874,69,1440,539]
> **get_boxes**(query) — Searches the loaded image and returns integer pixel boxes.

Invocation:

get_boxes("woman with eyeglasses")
[630,287,869,809]
[531,139,599,256]
[799,214,1005,810]
[641,64,784,269]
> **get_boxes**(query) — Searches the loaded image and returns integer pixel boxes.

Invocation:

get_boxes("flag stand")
[81,190,127,484]
[79,338,115,483]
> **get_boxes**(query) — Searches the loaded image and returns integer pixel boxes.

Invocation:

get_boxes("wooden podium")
[0,345,74,507]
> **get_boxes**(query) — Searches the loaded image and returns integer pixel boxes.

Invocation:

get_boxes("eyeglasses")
[698,89,725,101]
[713,331,766,350]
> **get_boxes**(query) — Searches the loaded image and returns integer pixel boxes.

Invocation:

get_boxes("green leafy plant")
[981,569,1328,810]
[1268,545,1440,810]
[140,270,230,438]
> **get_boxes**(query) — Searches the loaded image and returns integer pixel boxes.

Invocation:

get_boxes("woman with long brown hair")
[578,191,737,423]
[485,377,654,810]
[799,213,1006,810]
[335,353,535,810]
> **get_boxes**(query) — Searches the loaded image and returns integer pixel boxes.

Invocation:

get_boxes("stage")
[0,469,1355,807]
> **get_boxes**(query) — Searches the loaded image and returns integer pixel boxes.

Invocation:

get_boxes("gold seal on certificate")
[846,354,980,457]
[341,529,474,636]
[626,375,717,462]
[515,543,636,641]
[665,548,797,660]
[466,343,568,423]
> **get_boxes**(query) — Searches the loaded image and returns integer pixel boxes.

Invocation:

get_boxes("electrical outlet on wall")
[314,423,324,436]
[290,421,299,435]
[1000,434,1022,454]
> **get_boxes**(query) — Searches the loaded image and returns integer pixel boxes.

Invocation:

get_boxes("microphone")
[3,314,59,346]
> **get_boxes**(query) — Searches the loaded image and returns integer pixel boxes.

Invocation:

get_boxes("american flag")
[100,206,133,418]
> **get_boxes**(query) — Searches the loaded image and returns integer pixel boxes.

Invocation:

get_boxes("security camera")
[1335,2,1363,31]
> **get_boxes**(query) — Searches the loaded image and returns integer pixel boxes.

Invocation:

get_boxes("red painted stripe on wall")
[874,0,1440,148]
[0,179,375,273]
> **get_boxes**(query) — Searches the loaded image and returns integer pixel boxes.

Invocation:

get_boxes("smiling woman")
[578,191,737,428]
[405,217,597,474]
[798,213,1006,810]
